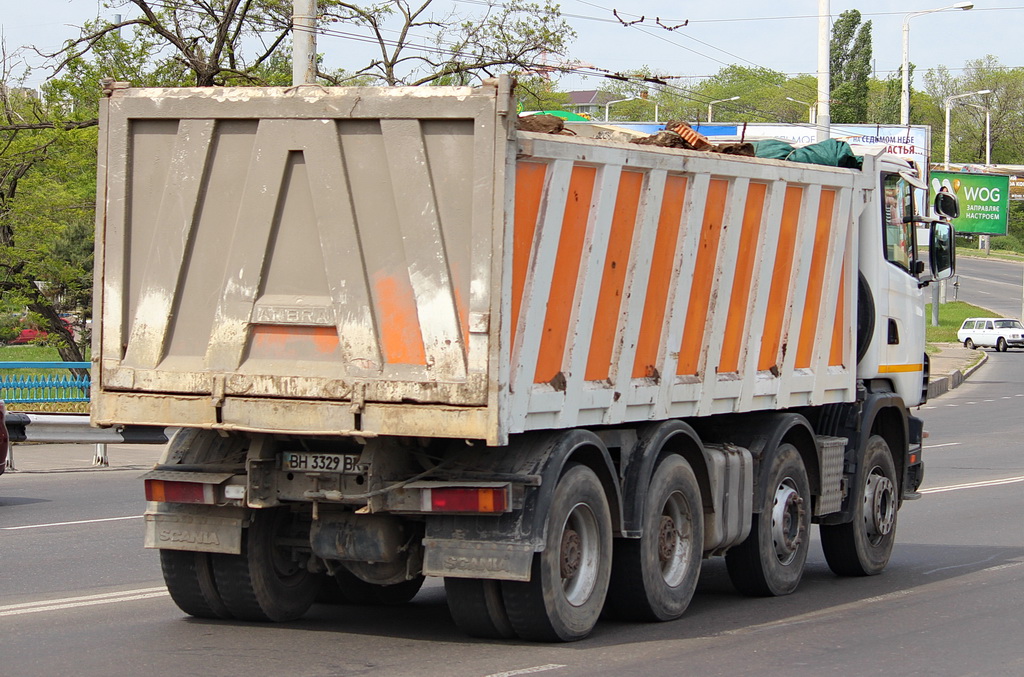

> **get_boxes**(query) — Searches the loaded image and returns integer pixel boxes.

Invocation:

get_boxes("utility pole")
[292,0,317,86]
[816,0,831,143]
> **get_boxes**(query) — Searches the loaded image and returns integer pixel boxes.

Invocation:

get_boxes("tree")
[924,57,1024,166]
[830,9,872,124]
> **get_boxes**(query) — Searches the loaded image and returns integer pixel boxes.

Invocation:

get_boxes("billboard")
[930,171,1009,235]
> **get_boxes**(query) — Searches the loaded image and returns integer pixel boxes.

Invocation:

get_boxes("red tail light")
[145,479,214,504]
[428,487,508,513]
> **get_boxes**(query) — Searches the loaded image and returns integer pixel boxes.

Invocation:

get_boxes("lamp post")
[604,97,634,122]
[786,96,816,124]
[965,102,991,165]
[901,2,974,125]
[707,96,739,123]
[603,96,660,123]
[944,89,991,169]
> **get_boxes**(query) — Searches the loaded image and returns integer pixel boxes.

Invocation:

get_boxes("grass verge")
[925,301,1002,344]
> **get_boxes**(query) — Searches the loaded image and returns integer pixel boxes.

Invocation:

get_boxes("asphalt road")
[950,254,1024,319]
[2,360,1023,677]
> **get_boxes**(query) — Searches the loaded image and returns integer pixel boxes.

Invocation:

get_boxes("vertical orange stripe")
[372,272,427,365]
[677,179,729,376]
[718,182,767,373]
[586,171,643,381]
[633,175,688,379]
[512,162,548,353]
[534,165,596,384]
[758,186,803,372]
[829,262,846,366]
[795,190,836,369]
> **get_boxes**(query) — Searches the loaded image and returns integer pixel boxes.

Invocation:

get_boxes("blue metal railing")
[0,362,91,403]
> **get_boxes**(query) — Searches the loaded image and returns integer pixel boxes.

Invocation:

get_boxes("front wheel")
[821,435,898,576]
[964,338,975,350]
[212,508,319,621]
[997,337,1008,352]
[606,455,703,621]
[726,443,810,597]
[500,463,612,642]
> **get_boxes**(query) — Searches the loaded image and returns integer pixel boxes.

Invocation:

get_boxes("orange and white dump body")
[92,80,879,446]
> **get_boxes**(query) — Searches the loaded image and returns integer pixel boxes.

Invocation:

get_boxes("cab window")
[882,174,915,272]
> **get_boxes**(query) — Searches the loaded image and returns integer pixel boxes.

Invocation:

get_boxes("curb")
[927,352,987,400]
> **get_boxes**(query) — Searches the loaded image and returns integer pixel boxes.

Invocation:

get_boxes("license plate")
[279,452,361,474]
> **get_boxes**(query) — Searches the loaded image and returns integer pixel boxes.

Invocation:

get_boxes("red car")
[0,401,8,476]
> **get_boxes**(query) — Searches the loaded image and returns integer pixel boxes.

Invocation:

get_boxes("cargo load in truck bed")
[93,79,872,445]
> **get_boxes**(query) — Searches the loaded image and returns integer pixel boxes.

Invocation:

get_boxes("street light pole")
[901,2,974,125]
[965,102,992,165]
[944,89,991,169]
[785,97,816,124]
[604,97,634,122]
[707,96,739,123]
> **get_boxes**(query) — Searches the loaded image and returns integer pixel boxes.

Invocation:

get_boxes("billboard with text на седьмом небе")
[930,171,1009,235]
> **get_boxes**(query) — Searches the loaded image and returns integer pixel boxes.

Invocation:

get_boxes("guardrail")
[1,361,168,472]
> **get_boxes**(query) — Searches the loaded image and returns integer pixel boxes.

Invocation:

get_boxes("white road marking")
[923,442,962,449]
[920,475,1024,494]
[485,666,566,677]
[0,588,169,617]
[1,515,143,531]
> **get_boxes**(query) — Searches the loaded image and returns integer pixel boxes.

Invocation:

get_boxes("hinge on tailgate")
[211,373,226,410]
[350,382,366,414]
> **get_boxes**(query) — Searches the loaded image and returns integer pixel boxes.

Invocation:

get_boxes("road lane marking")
[920,475,1024,494]
[0,587,169,617]
[924,442,961,449]
[1,515,143,531]
[719,561,1023,637]
[486,666,566,677]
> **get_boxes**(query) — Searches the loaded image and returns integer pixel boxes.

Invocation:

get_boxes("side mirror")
[929,222,956,281]
[934,191,960,219]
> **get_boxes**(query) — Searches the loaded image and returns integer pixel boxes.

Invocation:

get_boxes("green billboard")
[930,171,1010,235]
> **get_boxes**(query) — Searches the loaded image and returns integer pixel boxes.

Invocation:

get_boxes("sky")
[1,1,1021,92]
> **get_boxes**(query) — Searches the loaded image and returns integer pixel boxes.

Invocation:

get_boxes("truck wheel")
[997,337,1008,352]
[323,566,425,605]
[500,463,612,642]
[212,508,318,621]
[821,436,898,576]
[160,549,232,619]
[606,455,703,621]
[445,578,517,639]
[726,443,810,597]
[964,338,975,350]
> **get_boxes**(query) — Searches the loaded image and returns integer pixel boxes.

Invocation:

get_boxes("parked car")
[0,401,8,476]
[957,317,1024,352]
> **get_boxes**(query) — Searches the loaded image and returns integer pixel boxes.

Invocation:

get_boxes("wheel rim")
[770,478,806,565]
[657,491,694,587]
[863,467,895,544]
[559,502,601,607]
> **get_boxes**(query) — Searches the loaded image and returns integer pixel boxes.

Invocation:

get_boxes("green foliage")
[0,314,18,343]
[830,10,872,124]
[516,76,571,113]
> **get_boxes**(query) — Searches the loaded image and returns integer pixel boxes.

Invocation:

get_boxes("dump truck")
[91,77,956,641]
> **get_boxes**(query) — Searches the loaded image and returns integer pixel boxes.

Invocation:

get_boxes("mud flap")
[144,504,246,554]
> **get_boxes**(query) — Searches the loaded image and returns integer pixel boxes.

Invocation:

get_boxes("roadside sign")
[1010,176,1024,201]
[930,171,1009,235]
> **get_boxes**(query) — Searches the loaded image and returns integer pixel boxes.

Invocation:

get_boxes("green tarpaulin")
[753,138,863,170]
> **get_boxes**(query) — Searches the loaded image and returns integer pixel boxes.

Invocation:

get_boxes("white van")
[957,317,1024,352]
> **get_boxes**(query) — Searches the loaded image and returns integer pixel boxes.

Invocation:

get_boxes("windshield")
[994,320,1023,330]
[882,173,917,273]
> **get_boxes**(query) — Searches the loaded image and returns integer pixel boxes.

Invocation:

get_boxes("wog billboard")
[930,171,1010,235]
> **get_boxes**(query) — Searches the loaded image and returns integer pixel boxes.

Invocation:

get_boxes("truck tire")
[606,455,703,621]
[500,463,612,642]
[160,549,232,619]
[444,578,517,639]
[725,443,810,597]
[321,566,425,605]
[211,508,318,622]
[821,435,898,576]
